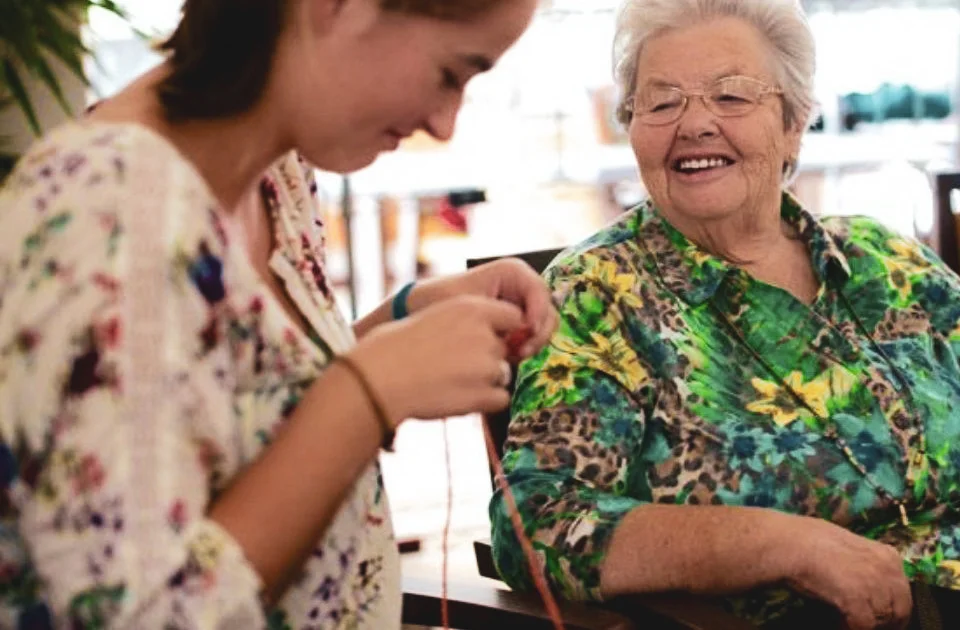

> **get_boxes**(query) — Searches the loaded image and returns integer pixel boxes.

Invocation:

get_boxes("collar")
[635,192,852,306]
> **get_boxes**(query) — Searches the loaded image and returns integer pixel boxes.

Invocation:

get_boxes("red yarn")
[441,419,453,629]
[481,417,566,629]
[505,328,533,363]
[439,328,565,629]
[438,415,566,630]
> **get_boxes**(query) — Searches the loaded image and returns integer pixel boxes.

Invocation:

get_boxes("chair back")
[467,247,564,482]
[933,171,960,272]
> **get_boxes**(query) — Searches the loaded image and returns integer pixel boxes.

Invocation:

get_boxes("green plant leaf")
[0,60,42,136]
[2,17,45,73]
[0,2,32,43]
[89,0,153,40]
[0,0,135,135]
[32,54,75,115]
[33,5,90,81]
[88,0,129,17]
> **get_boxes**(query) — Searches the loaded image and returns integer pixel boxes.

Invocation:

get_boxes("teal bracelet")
[391,282,416,320]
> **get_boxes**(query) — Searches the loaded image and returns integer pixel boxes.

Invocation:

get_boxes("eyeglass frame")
[622,75,784,126]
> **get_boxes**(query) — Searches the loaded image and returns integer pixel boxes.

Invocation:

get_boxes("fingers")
[484,259,557,355]
[471,296,526,334]
[880,546,912,628]
[489,360,512,389]
[889,578,912,629]
[504,298,558,360]
[475,386,511,413]
[843,609,872,630]
[518,285,556,353]
[866,594,901,630]
[847,548,911,630]
[449,381,511,415]
[525,306,559,357]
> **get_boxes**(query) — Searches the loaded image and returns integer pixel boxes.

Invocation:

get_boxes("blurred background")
[3,0,959,595]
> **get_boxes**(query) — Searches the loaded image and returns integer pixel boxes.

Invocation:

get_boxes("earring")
[782,156,798,176]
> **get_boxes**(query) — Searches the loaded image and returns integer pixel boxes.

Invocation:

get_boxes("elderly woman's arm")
[491,335,806,600]
[601,504,794,596]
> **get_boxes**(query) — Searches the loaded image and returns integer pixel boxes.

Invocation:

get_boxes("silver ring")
[873,608,895,624]
[496,361,512,388]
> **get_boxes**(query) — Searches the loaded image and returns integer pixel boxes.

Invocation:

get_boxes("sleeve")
[0,144,266,628]
[489,252,652,602]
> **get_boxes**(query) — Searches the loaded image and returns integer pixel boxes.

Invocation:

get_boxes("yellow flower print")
[555,332,649,392]
[689,249,714,267]
[883,238,931,301]
[534,352,579,399]
[883,258,913,301]
[747,376,803,426]
[790,371,830,417]
[686,346,707,370]
[747,368,854,427]
[950,320,960,343]
[829,368,856,399]
[940,560,960,581]
[585,259,643,309]
[595,260,634,294]
[889,238,931,271]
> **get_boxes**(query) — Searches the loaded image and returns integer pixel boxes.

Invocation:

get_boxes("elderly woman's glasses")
[625,75,783,126]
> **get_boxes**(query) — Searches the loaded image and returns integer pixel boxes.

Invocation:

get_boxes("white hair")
[613,0,817,135]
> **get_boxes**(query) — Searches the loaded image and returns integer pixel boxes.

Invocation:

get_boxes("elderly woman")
[0,0,552,628]
[490,0,960,628]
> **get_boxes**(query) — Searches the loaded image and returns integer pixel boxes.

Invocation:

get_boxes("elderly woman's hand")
[407,258,558,360]
[782,516,912,630]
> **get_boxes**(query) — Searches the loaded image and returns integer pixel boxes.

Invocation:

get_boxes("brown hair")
[157,0,510,122]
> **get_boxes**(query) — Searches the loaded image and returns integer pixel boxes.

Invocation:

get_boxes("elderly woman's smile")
[670,152,736,179]
[630,17,803,231]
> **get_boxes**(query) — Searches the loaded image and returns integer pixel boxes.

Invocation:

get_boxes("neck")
[662,193,789,267]
[87,63,292,212]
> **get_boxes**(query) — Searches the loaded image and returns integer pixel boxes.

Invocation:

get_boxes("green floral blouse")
[490,193,960,624]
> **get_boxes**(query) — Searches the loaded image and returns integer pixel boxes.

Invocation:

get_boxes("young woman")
[0,0,548,627]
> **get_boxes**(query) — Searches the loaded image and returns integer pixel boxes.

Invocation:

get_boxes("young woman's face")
[277,0,538,173]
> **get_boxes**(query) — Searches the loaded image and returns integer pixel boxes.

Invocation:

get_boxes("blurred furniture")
[931,170,960,272]
[374,189,487,299]
[840,84,953,130]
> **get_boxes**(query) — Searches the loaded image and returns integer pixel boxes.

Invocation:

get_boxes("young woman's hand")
[348,295,529,425]
[406,258,558,360]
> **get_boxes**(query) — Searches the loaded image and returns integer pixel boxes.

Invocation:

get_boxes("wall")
[0,23,86,155]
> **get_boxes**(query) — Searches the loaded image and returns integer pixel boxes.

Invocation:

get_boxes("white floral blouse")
[0,122,400,629]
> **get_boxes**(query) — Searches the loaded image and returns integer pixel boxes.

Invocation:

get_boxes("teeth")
[678,157,729,171]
